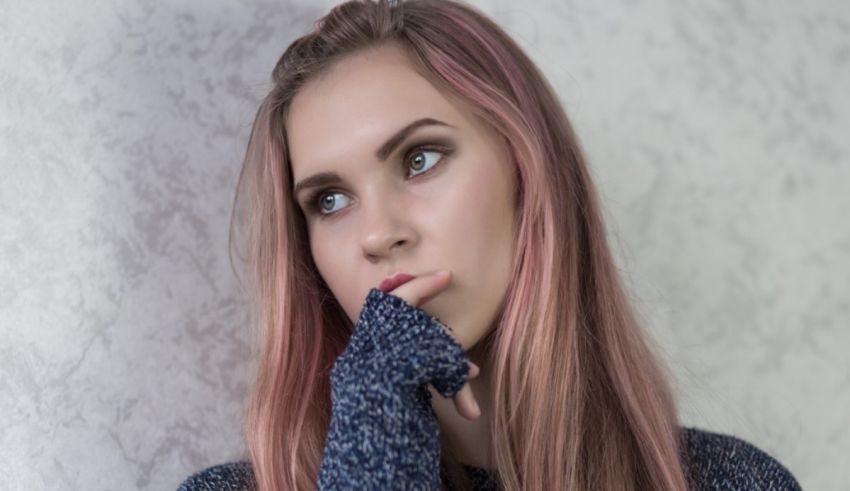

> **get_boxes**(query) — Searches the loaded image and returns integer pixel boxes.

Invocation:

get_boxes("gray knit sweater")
[177,288,802,490]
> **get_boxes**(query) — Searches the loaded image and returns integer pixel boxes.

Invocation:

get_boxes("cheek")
[447,159,514,254]
[435,158,515,340]
[310,233,359,322]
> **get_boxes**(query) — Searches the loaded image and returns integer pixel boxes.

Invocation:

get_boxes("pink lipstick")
[379,273,416,293]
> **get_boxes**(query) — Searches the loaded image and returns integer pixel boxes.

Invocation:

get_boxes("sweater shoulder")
[679,426,802,490]
[176,461,255,491]
[174,431,803,491]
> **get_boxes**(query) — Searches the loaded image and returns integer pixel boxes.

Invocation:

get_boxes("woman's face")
[286,44,517,351]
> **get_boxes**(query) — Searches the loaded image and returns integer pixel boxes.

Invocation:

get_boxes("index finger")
[384,270,452,308]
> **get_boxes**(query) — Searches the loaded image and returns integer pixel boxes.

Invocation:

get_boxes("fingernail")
[435,270,450,277]
[471,400,480,416]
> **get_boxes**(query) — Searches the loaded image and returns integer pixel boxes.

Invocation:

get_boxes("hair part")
[229,1,691,489]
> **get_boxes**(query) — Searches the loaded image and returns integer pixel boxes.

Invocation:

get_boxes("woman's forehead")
[288,52,453,131]
[287,56,467,175]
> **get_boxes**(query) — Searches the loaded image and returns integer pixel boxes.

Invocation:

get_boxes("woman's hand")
[384,270,482,421]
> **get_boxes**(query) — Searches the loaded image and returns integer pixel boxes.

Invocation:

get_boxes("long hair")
[228,0,691,489]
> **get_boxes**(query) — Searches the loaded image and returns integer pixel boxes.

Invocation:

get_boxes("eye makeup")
[301,137,456,219]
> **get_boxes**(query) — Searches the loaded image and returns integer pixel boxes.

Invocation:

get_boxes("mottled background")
[1,0,847,489]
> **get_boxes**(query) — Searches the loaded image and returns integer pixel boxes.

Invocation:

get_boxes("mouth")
[378,273,416,293]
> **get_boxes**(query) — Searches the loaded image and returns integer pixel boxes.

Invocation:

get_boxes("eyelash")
[303,141,454,218]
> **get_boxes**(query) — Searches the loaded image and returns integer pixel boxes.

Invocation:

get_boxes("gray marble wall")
[1,0,847,489]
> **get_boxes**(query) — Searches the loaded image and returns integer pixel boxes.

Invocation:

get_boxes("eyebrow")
[292,117,454,200]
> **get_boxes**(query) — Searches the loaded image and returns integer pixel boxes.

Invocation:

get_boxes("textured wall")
[1,0,847,489]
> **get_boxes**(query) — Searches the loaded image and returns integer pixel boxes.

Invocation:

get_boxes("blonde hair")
[229,0,691,489]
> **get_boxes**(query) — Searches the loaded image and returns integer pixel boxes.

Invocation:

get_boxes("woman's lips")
[378,273,416,293]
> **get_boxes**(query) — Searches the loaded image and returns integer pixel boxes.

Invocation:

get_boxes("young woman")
[178,0,802,489]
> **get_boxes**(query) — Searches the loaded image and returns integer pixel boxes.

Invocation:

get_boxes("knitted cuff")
[332,287,469,399]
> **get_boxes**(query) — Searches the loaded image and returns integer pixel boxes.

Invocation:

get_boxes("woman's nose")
[359,197,416,258]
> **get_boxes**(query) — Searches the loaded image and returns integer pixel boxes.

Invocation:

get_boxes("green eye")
[316,192,350,214]
[307,141,454,219]
[407,149,443,177]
